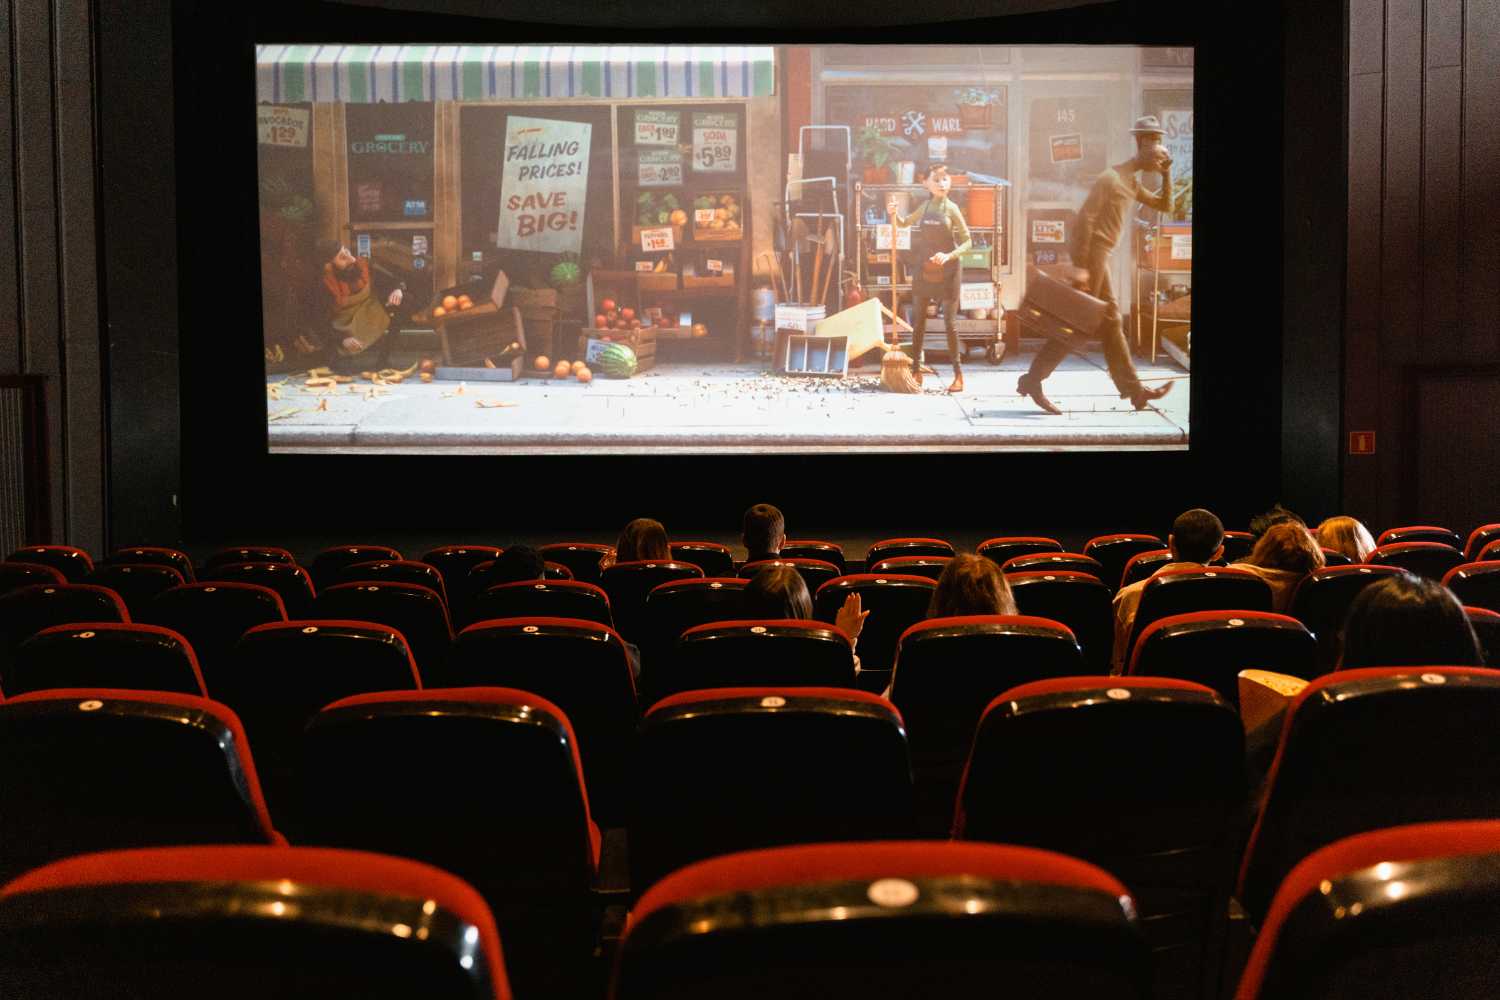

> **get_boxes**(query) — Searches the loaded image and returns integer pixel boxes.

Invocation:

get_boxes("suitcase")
[1015,265,1108,344]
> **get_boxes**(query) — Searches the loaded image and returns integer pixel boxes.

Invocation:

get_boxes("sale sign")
[637,149,683,187]
[257,105,308,147]
[497,116,592,255]
[692,112,738,173]
[1162,109,1193,176]
[635,109,681,146]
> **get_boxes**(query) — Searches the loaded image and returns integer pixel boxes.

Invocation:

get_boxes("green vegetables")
[636,191,681,226]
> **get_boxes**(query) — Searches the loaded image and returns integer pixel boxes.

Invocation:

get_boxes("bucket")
[966,187,996,227]
[752,287,776,323]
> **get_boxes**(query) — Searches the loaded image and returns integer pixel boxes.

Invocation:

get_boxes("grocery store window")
[346,102,435,223]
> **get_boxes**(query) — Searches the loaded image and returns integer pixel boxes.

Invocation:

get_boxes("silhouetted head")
[928,553,1017,618]
[1338,572,1484,669]
[742,565,813,621]
[1169,508,1225,564]
[615,518,670,563]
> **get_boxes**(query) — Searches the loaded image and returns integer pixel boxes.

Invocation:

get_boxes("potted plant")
[954,87,1002,129]
[855,124,898,185]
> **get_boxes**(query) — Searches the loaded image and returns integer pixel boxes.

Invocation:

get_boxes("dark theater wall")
[1345,0,1500,532]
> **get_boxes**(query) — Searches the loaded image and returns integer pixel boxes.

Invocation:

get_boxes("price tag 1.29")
[640,226,675,253]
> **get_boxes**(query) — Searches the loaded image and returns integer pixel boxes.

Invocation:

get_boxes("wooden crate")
[575,326,656,371]
[438,304,526,367]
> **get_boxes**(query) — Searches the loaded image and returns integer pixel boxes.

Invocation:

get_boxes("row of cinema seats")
[7,669,1500,998]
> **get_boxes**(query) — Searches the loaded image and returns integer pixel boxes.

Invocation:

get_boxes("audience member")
[484,544,545,585]
[742,503,785,564]
[928,553,1018,618]
[743,564,868,673]
[600,517,671,570]
[1112,508,1225,671]
[1338,572,1483,669]
[1248,502,1305,542]
[1314,515,1377,563]
[1233,520,1325,612]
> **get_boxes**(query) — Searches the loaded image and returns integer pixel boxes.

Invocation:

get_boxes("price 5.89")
[698,144,733,169]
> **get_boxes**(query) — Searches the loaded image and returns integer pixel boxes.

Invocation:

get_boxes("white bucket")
[752,286,776,323]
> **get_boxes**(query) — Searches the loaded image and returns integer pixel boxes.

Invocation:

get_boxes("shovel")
[809,225,835,309]
[790,217,810,302]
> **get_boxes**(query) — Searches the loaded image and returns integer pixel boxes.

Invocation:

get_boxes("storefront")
[255,44,778,365]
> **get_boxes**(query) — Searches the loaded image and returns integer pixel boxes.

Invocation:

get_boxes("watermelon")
[596,343,639,379]
[549,260,581,287]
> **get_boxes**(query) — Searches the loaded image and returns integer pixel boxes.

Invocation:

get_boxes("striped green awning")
[256,44,776,103]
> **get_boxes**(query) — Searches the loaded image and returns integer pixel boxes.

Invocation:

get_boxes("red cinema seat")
[543,561,574,581]
[957,677,1245,1000]
[1377,524,1463,549]
[0,688,280,882]
[599,560,702,644]
[977,535,1064,566]
[141,582,287,686]
[1445,561,1500,614]
[1482,540,1500,562]
[1003,551,1106,578]
[103,545,195,582]
[1236,666,1500,922]
[868,554,952,581]
[1123,567,1273,666]
[865,537,955,564]
[615,841,1149,1000]
[662,619,857,699]
[779,539,846,573]
[814,574,936,687]
[341,559,448,607]
[301,688,597,998]
[1128,611,1317,706]
[1288,564,1404,674]
[1464,523,1500,561]
[0,845,511,999]
[445,618,636,825]
[0,561,66,597]
[670,541,734,577]
[6,544,92,582]
[1236,821,1500,999]
[537,542,613,586]
[202,545,295,570]
[1083,534,1166,593]
[889,615,1085,835]
[9,623,205,697]
[1119,549,1174,589]
[421,545,504,622]
[629,688,914,895]
[316,581,452,682]
[469,579,613,629]
[0,584,129,681]
[203,561,317,619]
[639,577,747,697]
[308,543,403,591]
[1009,569,1115,673]
[220,621,421,828]
[1219,530,1255,564]
[1318,547,1353,566]
[1367,540,1466,581]
[84,563,185,620]
[739,556,842,593]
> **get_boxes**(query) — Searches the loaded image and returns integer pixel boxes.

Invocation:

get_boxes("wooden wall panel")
[1380,0,1423,361]
[1463,0,1500,358]
[1421,66,1462,353]
[1414,372,1500,534]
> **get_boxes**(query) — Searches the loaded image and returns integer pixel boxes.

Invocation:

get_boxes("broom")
[880,206,923,394]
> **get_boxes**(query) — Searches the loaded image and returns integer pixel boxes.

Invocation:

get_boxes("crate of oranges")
[422,269,510,326]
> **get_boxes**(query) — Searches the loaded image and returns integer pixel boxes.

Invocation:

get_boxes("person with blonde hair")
[1233,521,1326,611]
[599,517,671,571]
[928,553,1018,618]
[1314,515,1376,563]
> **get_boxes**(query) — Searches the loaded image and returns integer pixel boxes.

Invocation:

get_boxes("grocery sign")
[257,105,308,147]
[497,115,592,254]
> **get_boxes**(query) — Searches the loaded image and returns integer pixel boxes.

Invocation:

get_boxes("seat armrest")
[593,826,630,898]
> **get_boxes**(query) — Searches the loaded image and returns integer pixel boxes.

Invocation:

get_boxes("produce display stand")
[854,180,1008,364]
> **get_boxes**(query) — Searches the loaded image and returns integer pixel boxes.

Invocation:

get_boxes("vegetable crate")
[576,326,656,372]
[689,190,744,241]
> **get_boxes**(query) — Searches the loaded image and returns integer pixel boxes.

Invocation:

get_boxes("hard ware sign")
[497,115,592,255]
[692,112,738,173]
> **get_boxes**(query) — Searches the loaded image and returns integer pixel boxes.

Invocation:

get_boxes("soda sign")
[692,112,738,173]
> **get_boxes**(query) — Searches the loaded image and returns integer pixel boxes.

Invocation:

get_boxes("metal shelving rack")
[854,180,1010,364]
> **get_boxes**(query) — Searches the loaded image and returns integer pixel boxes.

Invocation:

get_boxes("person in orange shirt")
[317,240,403,372]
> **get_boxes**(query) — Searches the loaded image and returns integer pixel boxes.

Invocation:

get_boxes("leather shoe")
[1129,380,1174,410]
[947,370,964,394]
[1017,374,1062,415]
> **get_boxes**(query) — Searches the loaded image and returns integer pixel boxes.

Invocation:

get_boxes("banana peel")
[268,407,302,421]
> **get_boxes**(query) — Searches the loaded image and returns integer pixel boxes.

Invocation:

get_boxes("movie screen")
[257,44,1193,453]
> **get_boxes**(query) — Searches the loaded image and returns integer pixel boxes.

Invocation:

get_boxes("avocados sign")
[497,115,592,255]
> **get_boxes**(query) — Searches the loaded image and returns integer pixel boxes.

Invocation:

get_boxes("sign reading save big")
[497,116,592,254]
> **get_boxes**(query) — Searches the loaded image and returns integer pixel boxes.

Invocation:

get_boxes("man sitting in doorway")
[317,239,404,374]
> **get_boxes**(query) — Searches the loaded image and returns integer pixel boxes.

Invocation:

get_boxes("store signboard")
[356,182,383,214]
[860,112,965,137]
[497,115,592,255]
[257,105,309,147]
[1162,109,1193,175]
[638,148,684,187]
[927,136,948,160]
[635,109,681,146]
[1031,220,1066,244]
[1170,234,1193,261]
[692,112,738,173]
[960,282,996,310]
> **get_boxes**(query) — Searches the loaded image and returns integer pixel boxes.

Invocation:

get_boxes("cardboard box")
[682,259,735,288]
[575,326,657,371]
[433,357,525,381]
[774,304,826,332]
[637,271,679,292]
[420,269,509,325]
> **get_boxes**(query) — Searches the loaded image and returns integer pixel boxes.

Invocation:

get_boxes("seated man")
[1111,507,1225,672]
[317,239,403,375]
[742,503,785,565]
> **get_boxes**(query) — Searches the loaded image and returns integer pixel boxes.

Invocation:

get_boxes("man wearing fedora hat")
[1016,114,1179,415]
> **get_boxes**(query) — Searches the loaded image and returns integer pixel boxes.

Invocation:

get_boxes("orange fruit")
[442,295,459,311]
[577,367,593,383]
[554,360,571,378]
[432,306,446,318]
[533,356,550,372]
[571,360,586,374]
